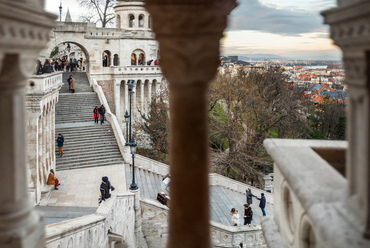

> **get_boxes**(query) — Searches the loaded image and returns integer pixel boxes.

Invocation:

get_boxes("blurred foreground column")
[0,0,56,247]
[145,0,237,247]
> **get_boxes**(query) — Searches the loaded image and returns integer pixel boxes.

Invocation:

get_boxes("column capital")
[145,1,237,85]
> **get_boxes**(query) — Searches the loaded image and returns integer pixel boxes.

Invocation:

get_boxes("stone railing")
[112,66,162,75]
[45,193,136,248]
[136,155,169,176]
[135,155,273,203]
[26,72,63,94]
[89,76,131,162]
[260,139,370,248]
[140,198,266,248]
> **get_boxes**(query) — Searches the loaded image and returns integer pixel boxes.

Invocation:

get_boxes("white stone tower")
[114,0,151,30]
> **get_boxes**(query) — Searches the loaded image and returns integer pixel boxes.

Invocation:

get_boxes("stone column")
[51,103,56,171]
[42,108,47,181]
[148,81,152,107]
[0,54,44,247]
[324,1,370,238]
[145,2,236,247]
[132,84,137,119]
[25,107,41,204]
[38,115,43,187]
[141,80,145,112]
[115,80,121,123]
[125,82,129,116]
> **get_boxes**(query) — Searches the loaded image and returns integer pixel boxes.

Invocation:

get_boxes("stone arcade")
[1,0,370,247]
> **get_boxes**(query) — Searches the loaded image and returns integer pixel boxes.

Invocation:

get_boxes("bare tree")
[78,0,116,27]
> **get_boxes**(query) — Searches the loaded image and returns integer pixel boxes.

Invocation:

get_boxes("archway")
[129,14,135,28]
[44,41,91,73]
[103,50,111,67]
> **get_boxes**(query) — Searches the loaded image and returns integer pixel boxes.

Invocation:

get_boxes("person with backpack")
[243,204,253,227]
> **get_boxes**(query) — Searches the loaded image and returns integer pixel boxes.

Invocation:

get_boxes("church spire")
[65,8,72,23]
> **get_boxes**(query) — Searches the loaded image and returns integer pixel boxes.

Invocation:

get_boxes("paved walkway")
[40,164,127,207]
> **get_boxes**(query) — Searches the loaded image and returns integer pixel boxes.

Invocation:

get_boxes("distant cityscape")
[219,55,345,104]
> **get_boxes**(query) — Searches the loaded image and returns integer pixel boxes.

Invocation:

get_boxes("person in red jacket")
[93,106,99,124]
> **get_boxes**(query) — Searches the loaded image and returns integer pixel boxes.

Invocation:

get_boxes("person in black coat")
[243,204,253,226]
[42,59,53,74]
[99,105,106,125]
[246,187,255,205]
[99,176,115,204]
[255,193,266,216]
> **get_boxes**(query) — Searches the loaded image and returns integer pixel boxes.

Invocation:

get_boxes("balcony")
[261,139,370,248]
[110,66,162,75]
[26,72,63,95]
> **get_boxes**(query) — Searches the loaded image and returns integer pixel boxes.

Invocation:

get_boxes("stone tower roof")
[65,8,72,23]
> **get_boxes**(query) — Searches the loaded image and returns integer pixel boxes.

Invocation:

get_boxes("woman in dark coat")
[244,204,253,227]
[246,187,255,205]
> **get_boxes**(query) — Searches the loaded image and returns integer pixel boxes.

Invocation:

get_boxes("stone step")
[55,145,120,154]
[57,160,125,171]
[54,148,120,157]
[56,153,123,165]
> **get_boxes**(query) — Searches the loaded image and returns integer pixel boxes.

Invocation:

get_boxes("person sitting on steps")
[47,169,61,190]
[99,176,115,204]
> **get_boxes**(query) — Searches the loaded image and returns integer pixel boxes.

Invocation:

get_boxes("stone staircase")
[55,72,124,170]
[125,164,273,226]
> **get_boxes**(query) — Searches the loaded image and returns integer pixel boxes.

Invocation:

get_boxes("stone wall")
[45,193,136,248]
[140,198,266,248]
[98,80,115,114]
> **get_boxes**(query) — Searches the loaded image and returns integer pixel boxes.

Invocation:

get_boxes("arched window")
[148,15,151,28]
[102,50,111,67]
[113,54,120,66]
[129,14,135,28]
[116,15,121,29]
[131,53,137,65]
[138,53,145,65]
[131,49,146,66]
[139,15,144,28]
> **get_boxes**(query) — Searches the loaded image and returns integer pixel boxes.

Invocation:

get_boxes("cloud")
[227,0,330,36]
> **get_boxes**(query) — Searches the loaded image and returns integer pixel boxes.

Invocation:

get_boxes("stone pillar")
[115,80,121,123]
[145,1,236,247]
[26,108,41,204]
[38,115,43,187]
[132,84,137,119]
[148,81,152,109]
[51,103,56,171]
[42,109,47,181]
[141,80,145,112]
[0,54,44,247]
[125,82,129,116]
[130,189,147,248]
[323,1,370,238]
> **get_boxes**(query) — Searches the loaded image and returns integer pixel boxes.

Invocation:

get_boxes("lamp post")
[59,1,62,22]
[127,80,136,143]
[124,110,130,146]
[129,137,138,190]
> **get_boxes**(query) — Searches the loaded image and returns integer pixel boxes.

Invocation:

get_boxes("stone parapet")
[262,139,370,248]
[112,65,162,75]
[45,193,137,248]
[140,197,267,248]
[26,72,63,95]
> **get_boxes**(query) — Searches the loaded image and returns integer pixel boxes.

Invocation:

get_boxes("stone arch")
[152,79,157,98]
[44,40,91,73]
[131,49,146,66]
[116,15,121,29]
[129,14,135,28]
[139,14,144,28]
[131,53,137,66]
[144,79,150,111]
[136,80,143,115]
[148,15,151,29]
[103,50,111,67]
[113,54,120,66]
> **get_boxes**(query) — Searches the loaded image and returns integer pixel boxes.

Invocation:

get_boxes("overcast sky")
[45,0,341,59]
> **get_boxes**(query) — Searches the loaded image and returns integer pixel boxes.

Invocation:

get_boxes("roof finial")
[65,8,72,23]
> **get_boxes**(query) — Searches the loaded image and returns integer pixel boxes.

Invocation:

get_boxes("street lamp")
[124,110,130,146]
[126,80,136,144]
[129,137,138,190]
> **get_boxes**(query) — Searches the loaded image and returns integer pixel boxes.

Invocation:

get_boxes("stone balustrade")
[26,72,63,94]
[89,76,131,162]
[135,155,273,204]
[140,198,266,248]
[260,139,370,248]
[111,66,162,75]
[45,193,136,248]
